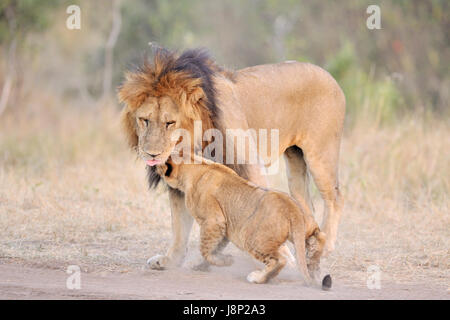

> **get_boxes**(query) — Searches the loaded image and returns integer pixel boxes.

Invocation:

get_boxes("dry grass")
[328,115,449,286]
[0,103,448,287]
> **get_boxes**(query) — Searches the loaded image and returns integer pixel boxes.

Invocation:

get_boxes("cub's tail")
[292,219,332,290]
[290,218,313,286]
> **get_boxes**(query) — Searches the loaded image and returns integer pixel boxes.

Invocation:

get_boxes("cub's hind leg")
[247,247,287,284]
[199,220,233,267]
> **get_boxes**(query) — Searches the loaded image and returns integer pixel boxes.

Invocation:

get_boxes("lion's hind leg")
[304,141,343,256]
[284,146,314,216]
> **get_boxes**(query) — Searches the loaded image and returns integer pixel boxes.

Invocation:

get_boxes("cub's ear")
[155,163,168,177]
[120,106,138,150]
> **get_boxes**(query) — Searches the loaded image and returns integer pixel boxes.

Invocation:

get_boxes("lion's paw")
[146,254,169,270]
[246,270,266,284]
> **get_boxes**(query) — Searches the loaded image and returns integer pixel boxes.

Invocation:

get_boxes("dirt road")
[0,261,447,300]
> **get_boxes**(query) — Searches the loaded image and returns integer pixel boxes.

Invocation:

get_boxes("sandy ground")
[1,256,448,300]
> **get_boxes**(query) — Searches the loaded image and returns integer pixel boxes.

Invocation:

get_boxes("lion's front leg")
[147,188,193,270]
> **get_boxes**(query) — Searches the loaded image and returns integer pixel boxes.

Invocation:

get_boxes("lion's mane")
[118,48,233,188]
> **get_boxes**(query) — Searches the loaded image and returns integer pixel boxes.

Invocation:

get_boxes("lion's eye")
[166,121,175,129]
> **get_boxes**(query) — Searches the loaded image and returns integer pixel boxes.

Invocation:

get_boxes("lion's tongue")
[146,159,162,166]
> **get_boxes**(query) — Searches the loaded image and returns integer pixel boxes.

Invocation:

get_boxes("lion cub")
[156,157,327,286]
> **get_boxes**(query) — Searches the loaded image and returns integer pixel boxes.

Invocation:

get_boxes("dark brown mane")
[156,48,221,119]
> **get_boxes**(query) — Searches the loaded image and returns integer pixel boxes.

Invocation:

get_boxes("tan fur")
[156,157,326,285]
[118,49,345,269]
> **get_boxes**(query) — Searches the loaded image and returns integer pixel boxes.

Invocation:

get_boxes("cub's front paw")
[146,254,170,270]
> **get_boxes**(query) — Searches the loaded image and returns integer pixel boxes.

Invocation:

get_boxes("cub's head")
[118,48,216,169]
[155,159,181,190]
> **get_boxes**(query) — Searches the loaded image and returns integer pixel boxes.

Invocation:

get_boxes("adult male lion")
[118,48,345,269]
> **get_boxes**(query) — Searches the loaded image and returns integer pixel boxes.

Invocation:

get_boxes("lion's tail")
[290,217,313,286]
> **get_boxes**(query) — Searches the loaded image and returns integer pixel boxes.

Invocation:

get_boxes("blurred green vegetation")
[0,0,448,123]
[0,0,57,42]
[326,42,404,124]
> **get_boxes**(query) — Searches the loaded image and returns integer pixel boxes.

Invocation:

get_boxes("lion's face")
[134,96,182,165]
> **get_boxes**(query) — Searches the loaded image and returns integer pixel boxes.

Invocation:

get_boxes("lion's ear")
[120,106,138,150]
[188,87,205,105]
[180,87,205,120]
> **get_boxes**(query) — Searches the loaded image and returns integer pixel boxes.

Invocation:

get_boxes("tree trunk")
[0,5,17,117]
[102,0,122,100]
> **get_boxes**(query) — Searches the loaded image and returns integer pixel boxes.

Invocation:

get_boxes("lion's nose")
[146,152,161,158]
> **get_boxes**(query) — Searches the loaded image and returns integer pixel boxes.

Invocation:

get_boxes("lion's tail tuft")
[321,274,332,290]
